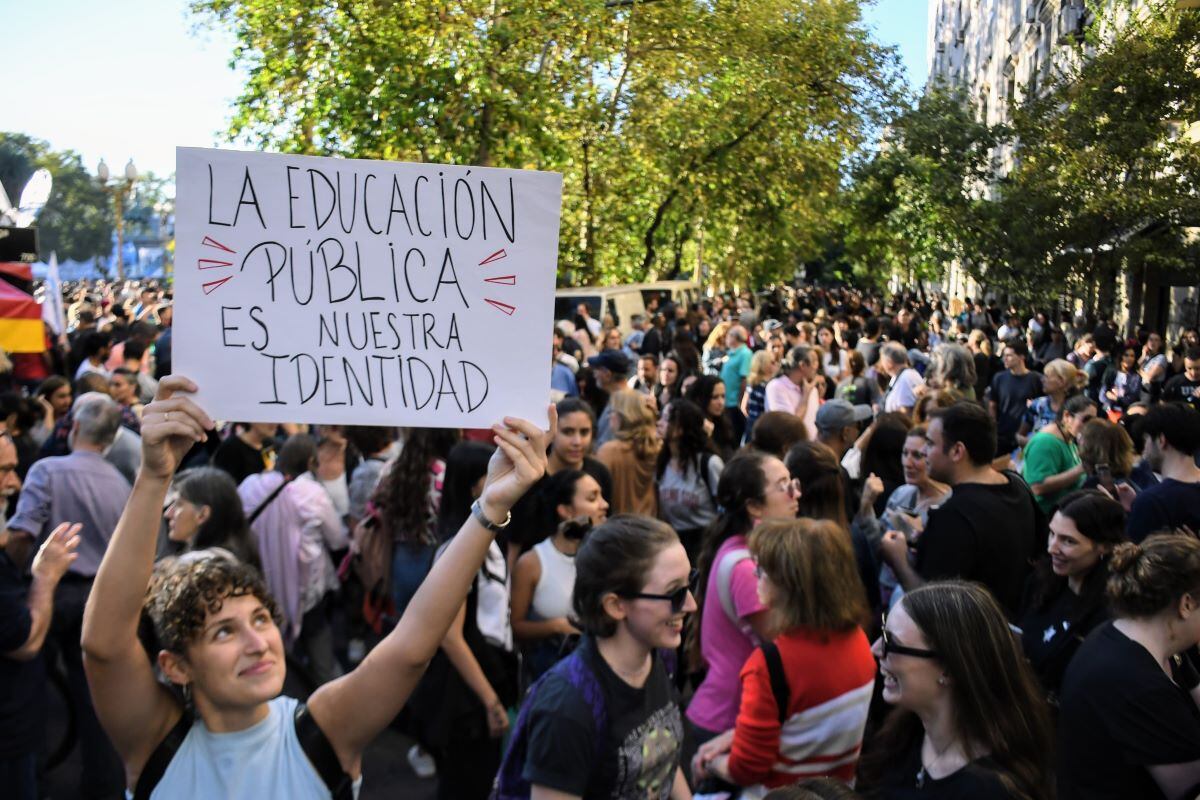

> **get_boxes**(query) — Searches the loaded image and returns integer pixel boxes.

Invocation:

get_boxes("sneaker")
[407,744,436,779]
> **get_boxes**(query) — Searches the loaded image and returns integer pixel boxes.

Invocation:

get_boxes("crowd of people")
[2,279,1200,800]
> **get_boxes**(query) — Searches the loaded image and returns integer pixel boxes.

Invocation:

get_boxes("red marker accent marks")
[485,298,516,316]
[202,235,236,254]
[484,274,516,285]
[202,276,233,295]
[479,249,507,265]
[198,258,233,270]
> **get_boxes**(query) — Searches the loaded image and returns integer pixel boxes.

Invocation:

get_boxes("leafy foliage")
[191,0,901,287]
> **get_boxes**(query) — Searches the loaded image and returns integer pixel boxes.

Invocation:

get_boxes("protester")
[860,581,1053,799]
[656,398,724,563]
[1075,417,1137,494]
[212,421,279,486]
[1161,345,1200,410]
[721,325,753,441]
[691,519,876,793]
[1057,533,1200,799]
[686,374,737,458]
[688,452,800,752]
[588,350,633,446]
[1125,402,1200,542]
[511,469,608,679]
[880,402,1038,617]
[1101,345,1144,414]
[765,345,820,431]
[1019,358,1087,447]
[167,466,261,569]
[596,390,661,516]
[503,515,694,798]
[655,351,690,412]
[80,376,552,799]
[747,410,810,461]
[741,349,778,444]
[987,340,1042,462]
[239,435,348,685]
[879,342,925,416]
[1021,395,1097,515]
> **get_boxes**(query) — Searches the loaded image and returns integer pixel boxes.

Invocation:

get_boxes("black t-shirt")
[916,477,1037,618]
[988,370,1043,440]
[874,735,1023,799]
[0,550,43,758]
[1163,374,1200,411]
[1058,621,1200,800]
[1126,478,1200,544]
[523,636,683,799]
[212,434,272,487]
[1018,581,1109,699]
[509,457,614,552]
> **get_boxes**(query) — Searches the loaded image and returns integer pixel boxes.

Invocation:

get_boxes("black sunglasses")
[620,569,699,614]
[880,613,938,660]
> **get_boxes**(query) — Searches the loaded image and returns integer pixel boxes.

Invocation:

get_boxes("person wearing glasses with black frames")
[511,515,697,800]
[858,581,1053,800]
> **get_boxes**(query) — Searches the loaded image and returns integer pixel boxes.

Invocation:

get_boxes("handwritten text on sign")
[174,147,562,427]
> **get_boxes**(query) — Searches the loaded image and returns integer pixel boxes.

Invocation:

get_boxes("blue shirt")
[8,450,131,577]
[551,362,578,397]
[720,345,753,407]
[1127,478,1200,543]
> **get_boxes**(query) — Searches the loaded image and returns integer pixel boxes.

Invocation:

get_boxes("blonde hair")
[610,390,661,462]
[747,349,776,387]
[968,329,992,357]
[1043,358,1088,392]
[705,320,734,352]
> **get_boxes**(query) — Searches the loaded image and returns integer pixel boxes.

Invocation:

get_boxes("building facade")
[924,0,1200,335]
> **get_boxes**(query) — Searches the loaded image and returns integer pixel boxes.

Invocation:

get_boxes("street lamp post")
[96,158,138,280]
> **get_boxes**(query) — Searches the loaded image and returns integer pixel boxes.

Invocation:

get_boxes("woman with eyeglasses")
[859,581,1053,800]
[510,469,609,680]
[505,515,696,799]
[1057,533,1200,800]
[686,452,801,766]
[691,519,877,794]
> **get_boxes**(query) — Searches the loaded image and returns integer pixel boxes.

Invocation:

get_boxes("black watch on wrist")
[471,499,511,532]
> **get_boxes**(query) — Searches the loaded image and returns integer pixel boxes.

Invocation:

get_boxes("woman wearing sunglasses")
[687,452,801,764]
[691,518,877,795]
[859,581,1052,800]
[511,515,697,799]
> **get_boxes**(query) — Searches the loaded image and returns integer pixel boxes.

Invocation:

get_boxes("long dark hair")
[860,413,910,492]
[688,451,771,667]
[1030,490,1126,618]
[655,352,689,404]
[785,441,847,530]
[373,428,459,545]
[436,441,496,541]
[174,467,261,571]
[861,582,1053,800]
[656,399,719,481]
[686,374,735,456]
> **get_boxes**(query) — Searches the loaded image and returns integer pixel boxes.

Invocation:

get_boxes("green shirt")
[1022,430,1083,514]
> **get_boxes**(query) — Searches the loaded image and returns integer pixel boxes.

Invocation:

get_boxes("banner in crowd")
[175,147,563,427]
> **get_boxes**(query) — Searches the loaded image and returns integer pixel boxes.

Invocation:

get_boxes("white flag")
[41,251,66,334]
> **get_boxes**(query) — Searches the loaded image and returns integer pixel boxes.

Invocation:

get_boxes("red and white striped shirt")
[727,626,877,790]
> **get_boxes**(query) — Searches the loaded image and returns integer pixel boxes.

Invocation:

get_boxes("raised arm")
[81,377,213,778]
[308,407,556,773]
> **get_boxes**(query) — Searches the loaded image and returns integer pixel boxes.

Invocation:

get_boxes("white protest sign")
[174,147,562,427]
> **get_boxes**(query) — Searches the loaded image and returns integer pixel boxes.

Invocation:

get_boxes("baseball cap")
[588,350,632,375]
[815,399,873,432]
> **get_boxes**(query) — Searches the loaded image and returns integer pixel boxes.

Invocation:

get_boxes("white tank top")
[529,537,577,622]
[138,696,361,800]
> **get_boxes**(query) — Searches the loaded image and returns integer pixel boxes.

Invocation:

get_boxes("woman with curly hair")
[370,428,459,614]
[79,376,553,799]
[596,390,661,516]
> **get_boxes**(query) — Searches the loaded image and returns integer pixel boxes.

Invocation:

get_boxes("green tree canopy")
[191,0,901,287]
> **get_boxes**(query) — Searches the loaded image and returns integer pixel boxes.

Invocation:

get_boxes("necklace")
[915,735,958,789]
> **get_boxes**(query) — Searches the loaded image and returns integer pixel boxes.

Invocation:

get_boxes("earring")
[937,676,947,686]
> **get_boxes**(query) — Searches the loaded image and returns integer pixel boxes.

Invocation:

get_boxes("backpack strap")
[132,711,194,800]
[714,547,754,638]
[248,474,296,525]
[294,703,356,800]
[760,641,790,725]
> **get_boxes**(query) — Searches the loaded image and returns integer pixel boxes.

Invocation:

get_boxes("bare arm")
[440,601,509,738]
[1031,463,1085,497]
[308,409,555,773]
[82,377,213,779]
[670,766,692,799]
[1147,760,1200,800]
[511,550,573,641]
[5,524,80,661]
